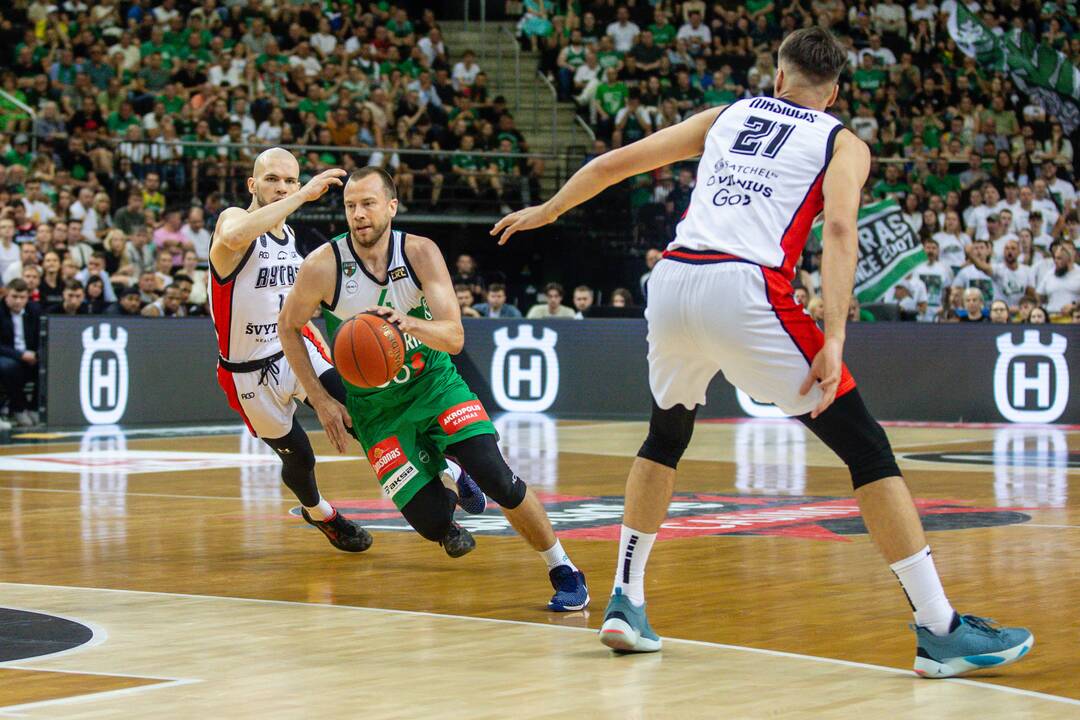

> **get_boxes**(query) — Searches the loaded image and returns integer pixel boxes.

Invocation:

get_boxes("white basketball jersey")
[210,224,302,363]
[671,97,844,278]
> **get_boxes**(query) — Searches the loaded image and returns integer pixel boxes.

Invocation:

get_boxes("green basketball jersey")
[321,229,453,397]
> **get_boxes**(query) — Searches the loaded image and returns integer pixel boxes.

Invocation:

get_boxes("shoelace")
[258,358,281,386]
[962,615,1000,634]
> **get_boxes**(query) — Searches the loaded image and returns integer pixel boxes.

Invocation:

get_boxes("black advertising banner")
[44,317,1079,427]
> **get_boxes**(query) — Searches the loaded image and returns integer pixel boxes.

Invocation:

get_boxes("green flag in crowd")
[812,200,926,304]
[948,2,1080,132]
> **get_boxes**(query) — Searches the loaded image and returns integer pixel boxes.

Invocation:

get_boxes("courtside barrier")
[43,317,1078,427]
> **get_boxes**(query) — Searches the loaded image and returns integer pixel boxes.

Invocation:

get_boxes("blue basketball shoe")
[548,566,590,611]
[913,614,1034,678]
[454,467,487,515]
[599,589,662,653]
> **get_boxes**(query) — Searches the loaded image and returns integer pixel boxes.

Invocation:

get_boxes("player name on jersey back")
[672,97,844,277]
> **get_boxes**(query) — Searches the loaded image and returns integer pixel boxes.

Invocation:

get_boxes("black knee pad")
[264,418,319,506]
[797,389,901,490]
[447,434,527,509]
[637,400,698,469]
[399,479,456,542]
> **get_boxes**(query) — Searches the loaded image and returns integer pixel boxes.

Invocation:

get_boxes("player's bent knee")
[400,480,456,542]
[264,419,316,472]
[636,400,698,470]
[797,389,901,491]
[446,434,528,509]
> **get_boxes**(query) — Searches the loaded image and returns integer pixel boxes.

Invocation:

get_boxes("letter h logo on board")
[491,325,559,413]
[994,330,1069,423]
[79,323,130,425]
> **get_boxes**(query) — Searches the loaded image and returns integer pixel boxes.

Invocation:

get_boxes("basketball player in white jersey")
[492,28,1033,676]
[211,149,484,552]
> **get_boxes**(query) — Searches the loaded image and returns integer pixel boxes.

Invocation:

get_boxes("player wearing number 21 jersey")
[493,27,1033,677]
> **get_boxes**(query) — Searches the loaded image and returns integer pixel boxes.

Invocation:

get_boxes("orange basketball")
[332,311,406,388]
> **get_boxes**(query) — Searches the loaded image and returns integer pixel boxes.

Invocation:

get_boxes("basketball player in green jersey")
[279,167,589,610]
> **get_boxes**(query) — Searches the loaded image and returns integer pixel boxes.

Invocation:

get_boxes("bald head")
[253,147,299,178]
[248,147,300,209]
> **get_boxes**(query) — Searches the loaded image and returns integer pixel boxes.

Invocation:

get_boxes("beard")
[1055,264,1069,277]
[351,216,389,248]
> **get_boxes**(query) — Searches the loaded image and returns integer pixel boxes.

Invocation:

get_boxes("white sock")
[611,525,656,607]
[540,539,577,572]
[441,459,463,484]
[890,546,956,636]
[304,496,335,521]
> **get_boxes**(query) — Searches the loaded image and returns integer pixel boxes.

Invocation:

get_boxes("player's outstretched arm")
[366,235,465,354]
[213,168,347,251]
[490,105,726,245]
[279,245,353,453]
[799,130,870,419]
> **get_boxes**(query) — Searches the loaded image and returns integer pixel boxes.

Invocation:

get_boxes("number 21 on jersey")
[730,115,795,158]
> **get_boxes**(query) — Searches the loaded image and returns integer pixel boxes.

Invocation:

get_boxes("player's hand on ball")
[800,337,844,419]
[313,395,353,454]
[490,202,558,245]
[365,306,416,335]
[299,168,347,203]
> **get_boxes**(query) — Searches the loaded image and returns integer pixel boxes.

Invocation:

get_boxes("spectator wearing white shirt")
[952,238,996,304]
[1031,179,1062,228]
[68,187,95,222]
[676,11,711,52]
[859,35,897,66]
[933,210,968,273]
[1,242,39,285]
[452,50,481,91]
[288,42,322,77]
[310,17,338,58]
[910,237,954,320]
[20,179,56,225]
[967,237,1035,309]
[417,29,447,68]
[573,52,602,108]
[606,7,641,53]
[908,0,938,22]
[1037,243,1080,314]
[885,275,928,319]
[256,107,286,145]
[1041,161,1077,211]
[152,0,180,24]
[82,193,114,245]
[181,208,212,262]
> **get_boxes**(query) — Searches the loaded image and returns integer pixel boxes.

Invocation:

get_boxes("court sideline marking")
[1,582,1076,709]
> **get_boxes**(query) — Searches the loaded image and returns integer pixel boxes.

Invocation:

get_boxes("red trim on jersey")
[302,326,332,364]
[760,267,856,400]
[778,170,826,280]
[216,365,256,437]
[210,275,235,359]
[662,249,741,262]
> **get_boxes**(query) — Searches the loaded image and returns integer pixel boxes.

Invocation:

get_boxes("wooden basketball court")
[0,418,1077,718]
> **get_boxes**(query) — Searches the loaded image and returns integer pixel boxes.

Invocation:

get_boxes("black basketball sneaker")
[301,508,373,552]
[440,523,476,558]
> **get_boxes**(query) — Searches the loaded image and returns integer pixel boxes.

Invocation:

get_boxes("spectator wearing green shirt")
[872,164,912,201]
[648,8,677,47]
[451,134,499,203]
[981,95,1020,137]
[4,134,33,169]
[106,102,140,136]
[139,53,173,93]
[595,36,624,73]
[853,54,887,95]
[387,8,415,45]
[593,67,627,140]
[703,69,738,105]
[925,158,962,198]
[297,86,331,124]
[902,116,941,151]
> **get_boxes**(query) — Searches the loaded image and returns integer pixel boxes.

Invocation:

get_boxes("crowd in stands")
[521,0,1079,322]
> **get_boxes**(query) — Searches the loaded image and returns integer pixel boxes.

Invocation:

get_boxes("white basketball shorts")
[217,335,334,439]
[645,251,855,415]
